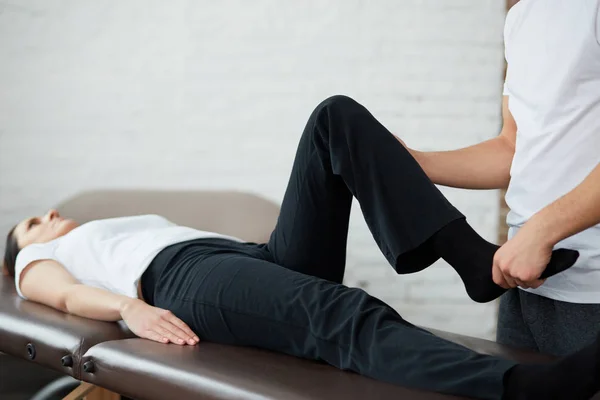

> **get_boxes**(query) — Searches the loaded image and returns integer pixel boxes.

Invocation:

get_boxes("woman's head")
[2,210,78,277]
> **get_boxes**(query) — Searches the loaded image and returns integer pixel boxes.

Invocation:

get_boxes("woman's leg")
[268,95,579,302]
[153,244,600,400]
[268,95,459,283]
[153,244,512,400]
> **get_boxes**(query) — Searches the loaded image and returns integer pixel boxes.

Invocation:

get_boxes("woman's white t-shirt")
[503,0,600,302]
[14,215,241,299]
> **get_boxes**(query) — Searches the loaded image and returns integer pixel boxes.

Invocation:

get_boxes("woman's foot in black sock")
[431,218,579,303]
[503,333,600,400]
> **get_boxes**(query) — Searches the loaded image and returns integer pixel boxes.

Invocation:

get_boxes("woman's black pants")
[141,95,516,400]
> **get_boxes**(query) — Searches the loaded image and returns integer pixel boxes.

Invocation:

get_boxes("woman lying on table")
[3,96,597,400]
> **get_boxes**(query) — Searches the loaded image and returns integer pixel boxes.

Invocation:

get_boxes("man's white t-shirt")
[14,215,241,299]
[503,0,600,303]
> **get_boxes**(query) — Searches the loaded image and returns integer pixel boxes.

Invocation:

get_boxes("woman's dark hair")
[3,225,20,278]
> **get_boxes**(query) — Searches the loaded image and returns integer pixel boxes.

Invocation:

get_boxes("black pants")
[141,95,515,400]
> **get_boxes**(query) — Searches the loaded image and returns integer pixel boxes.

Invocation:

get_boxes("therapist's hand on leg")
[492,223,550,290]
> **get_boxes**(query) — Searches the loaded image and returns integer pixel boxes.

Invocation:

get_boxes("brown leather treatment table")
[0,190,562,400]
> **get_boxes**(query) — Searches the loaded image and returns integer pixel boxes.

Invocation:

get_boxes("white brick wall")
[0,0,506,339]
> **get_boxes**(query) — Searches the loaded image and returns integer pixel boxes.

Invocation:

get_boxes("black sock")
[503,335,600,400]
[431,218,579,303]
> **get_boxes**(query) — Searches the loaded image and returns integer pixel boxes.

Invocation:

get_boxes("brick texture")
[0,0,507,339]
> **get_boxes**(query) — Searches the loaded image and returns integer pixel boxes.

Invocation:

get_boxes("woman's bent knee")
[314,94,362,115]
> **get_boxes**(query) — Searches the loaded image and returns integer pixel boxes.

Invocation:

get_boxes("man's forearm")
[410,136,515,190]
[525,162,600,247]
[63,284,136,321]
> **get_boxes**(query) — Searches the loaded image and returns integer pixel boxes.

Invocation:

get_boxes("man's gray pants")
[497,288,600,356]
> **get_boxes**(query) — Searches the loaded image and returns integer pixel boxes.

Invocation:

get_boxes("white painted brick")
[0,0,506,339]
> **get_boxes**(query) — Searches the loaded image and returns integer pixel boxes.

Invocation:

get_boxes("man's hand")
[492,221,551,289]
[120,298,199,345]
[393,135,423,162]
[393,135,408,149]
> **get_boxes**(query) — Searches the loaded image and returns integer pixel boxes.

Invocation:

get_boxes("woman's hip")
[153,251,399,358]
[141,238,269,307]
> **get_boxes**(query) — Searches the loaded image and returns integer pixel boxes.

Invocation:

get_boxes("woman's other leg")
[268,95,461,283]
[268,95,579,302]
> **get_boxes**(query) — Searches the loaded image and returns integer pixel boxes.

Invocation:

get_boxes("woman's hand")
[120,298,199,345]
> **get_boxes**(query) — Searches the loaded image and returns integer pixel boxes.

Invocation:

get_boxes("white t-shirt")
[14,215,241,299]
[503,0,600,303]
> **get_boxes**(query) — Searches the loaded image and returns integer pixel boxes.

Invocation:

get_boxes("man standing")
[403,0,600,356]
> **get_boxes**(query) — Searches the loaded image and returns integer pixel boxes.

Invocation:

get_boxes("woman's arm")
[20,260,199,345]
[399,96,517,189]
[21,259,128,320]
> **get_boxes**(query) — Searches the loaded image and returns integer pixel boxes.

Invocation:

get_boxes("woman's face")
[13,209,78,248]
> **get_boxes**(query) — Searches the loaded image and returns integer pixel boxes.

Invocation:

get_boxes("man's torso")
[504,0,600,302]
